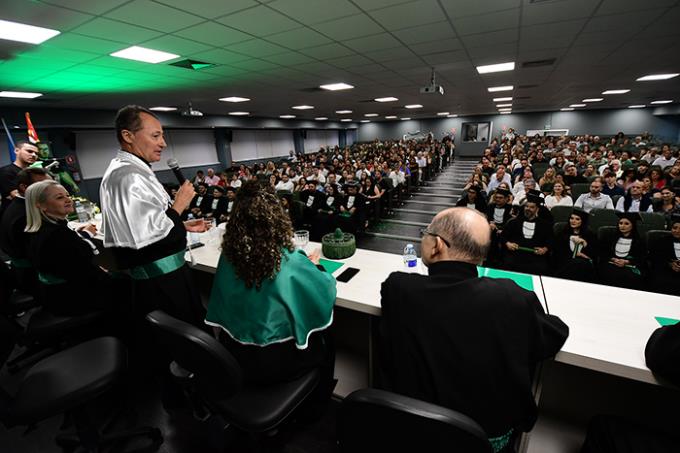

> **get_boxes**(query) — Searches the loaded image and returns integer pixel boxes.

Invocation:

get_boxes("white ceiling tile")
[461,29,518,49]
[408,39,462,55]
[268,0,361,24]
[468,43,518,64]
[40,0,130,15]
[453,9,520,36]
[368,0,445,30]
[155,0,258,18]
[104,0,204,32]
[264,28,332,50]
[69,17,164,43]
[521,0,597,26]
[300,43,355,59]
[392,21,456,45]
[174,22,252,46]
[189,48,252,65]
[343,33,403,53]
[310,14,379,41]
[227,39,290,57]
[351,0,420,11]
[363,47,415,62]
[423,50,468,65]
[327,54,374,68]
[2,0,94,30]
[440,0,521,19]
[584,9,665,33]
[217,6,301,36]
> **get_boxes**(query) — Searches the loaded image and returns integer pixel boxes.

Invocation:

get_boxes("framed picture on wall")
[462,122,491,143]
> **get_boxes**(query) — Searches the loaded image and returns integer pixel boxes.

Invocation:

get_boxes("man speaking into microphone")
[100,105,208,326]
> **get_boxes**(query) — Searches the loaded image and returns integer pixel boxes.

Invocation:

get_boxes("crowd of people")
[1,106,679,453]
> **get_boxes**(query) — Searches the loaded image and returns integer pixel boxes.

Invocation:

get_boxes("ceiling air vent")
[521,58,556,68]
[169,59,216,70]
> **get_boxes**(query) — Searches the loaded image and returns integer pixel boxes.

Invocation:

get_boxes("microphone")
[167,158,186,184]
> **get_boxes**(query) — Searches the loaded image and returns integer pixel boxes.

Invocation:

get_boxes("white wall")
[230,129,295,162]
[76,129,220,179]
[304,130,339,152]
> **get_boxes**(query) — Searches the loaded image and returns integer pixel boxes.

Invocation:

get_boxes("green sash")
[128,250,186,280]
[489,428,513,452]
[38,272,67,285]
[205,249,336,349]
[10,258,31,269]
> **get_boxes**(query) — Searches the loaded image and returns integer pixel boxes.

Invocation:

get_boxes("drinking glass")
[294,230,310,251]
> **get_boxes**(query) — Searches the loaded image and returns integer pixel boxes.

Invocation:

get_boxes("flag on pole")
[1,118,16,162]
[25,112,40,144]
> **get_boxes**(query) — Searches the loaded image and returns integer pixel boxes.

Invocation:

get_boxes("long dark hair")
[221,181,294,289]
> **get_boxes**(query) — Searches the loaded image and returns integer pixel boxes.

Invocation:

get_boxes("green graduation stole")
[205,249,336,349]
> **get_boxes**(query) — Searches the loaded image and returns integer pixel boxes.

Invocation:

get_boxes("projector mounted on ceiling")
[180,101,203,117]
[420,68,444,95]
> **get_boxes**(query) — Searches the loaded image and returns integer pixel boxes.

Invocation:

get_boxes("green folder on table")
[655,317,680,327]
[477,266,534,292]
[319,258,344,275]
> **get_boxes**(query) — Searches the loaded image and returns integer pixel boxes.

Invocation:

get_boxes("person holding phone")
[205,180,336,412]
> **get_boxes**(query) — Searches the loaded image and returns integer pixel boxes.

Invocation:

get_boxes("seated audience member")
[223,186,237,220]
[456,185,487,213]
[502,194,553,275]
[204,186,228,223]
[380,207,568,449]
[192,170,205,185]
[274,173,294,192]
[338,181,364,234]
[487,164,513,194]
[486,188,513,266]
[300,181,323,227]
[597,212,645,290]
[544,182,573,210]
[313,184,342,238]
[229,173,242,189]
[538,167,556,194]
[0,168,49,294]
[551,208,597,282]
[512,179,542,206]
[573,180,614,213]
[205,181,335,405]
[189,183,209,218]
[580,318,680,453]
[562,162,587,188]
[601,171,625,197]
[615,181,654,212]
[654,186,678,217]
[649,213,680,296]
[204,168,220,186]
[25,180,111,315]
[651,144,676,170]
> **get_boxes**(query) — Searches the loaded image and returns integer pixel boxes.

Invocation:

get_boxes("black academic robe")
[551,227,598,282]
[501,216,553,275]
[0,197,37,294]
[649,235,680,296]
[0,163,21,220]
[26,219,110,316]
[204,197,228,222]
[597,232,645,290]
[485,203,513,266]
[111,208,204,326]
[456,195,488,213]
[188,193,208,216]
[312,192,341,240]
[300,189,324,226]
[338,193,364,234]
[380,261,568,438]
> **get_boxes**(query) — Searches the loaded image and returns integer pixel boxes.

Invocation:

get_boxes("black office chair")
[145,310,320,438]
[0,337,163,452]
[338,388,493,453]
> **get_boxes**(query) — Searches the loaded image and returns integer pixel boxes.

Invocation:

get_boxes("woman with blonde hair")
[25,180,110,315]
[539,167,556,194]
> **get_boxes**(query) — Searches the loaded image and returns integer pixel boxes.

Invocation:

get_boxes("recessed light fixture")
[219,97,250,103]
[602,89,630,95]
[651,100,673,104]
[320,83,354,91]
[0,19,60,44]
[447,114,458,118]
[280,114,296,119]
[628,105,646,109]
[292,105,314,110]
[385,115,398,119]
[582,98,603,102]
[336,110,352,114]
[360,120,370,123]
[499,111,511,115]
[110,45,179,64]
[569,104,586,108]
[400,118,411,121]
[496,103,512,108]
[229,111,249,116]
[364,113,379,117]
[493,97,512,102]
[437,112,449,116]
[340,118,352,122]
[375,97,398,102]
[149,106,177,112]
[560,107,575,111]
[314,117,328,120]
[405,104,423,109]
[498,108,512,112]
[636,73,679,81]
[488,85,513,92]
[476,62,515,74]
[0,91,42,99]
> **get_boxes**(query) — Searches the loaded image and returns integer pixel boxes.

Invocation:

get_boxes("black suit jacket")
[379,261,568,437]
[0,197,28,259]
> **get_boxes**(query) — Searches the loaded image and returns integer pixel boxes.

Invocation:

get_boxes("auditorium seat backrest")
[532,163,549,180]
[589,209,619,233]
[646,230,672,270]
[571,183,591,201]
[553,222,567,236]
[550,206,573,223]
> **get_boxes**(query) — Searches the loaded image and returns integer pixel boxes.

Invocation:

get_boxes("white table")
[543,276,680,385]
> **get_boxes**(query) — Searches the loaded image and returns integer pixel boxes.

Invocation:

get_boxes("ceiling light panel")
[110,46,179,64]
[0,19,60,44]
[476,62,515,74]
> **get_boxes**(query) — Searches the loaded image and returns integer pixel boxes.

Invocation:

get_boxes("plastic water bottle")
[74,200,88,222]
[403,243,417,268]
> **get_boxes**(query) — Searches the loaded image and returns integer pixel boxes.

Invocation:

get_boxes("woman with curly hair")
[205,180,336,392]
